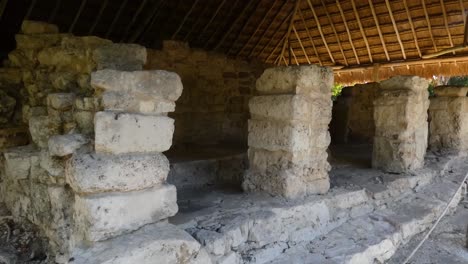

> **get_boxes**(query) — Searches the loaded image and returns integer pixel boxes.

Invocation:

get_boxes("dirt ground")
[0,204,48,264]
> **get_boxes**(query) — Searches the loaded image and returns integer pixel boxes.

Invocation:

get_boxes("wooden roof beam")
[421,0,438,52]
[106,0,128,38]
[195,0,227,43]
[171,0,199,40]
[320,0,347,66]
[402,0,422,58]
[121,0,148,42]
[291,45,299,65]
[248,1,289,58]
[237,0,276,57]
[306,0,334,64]
[49,0,61,23]
[277,0,301,66]
[227,0,263,55]
[69,0,87,33]
[460,0,466,25]
[368,0,390,61]
[214,0,254,51]
[89,0,108,35]
[25,0,36,20]
[204,0,240,49]
[292,25,311,64]
[440,0,455,54]
[336,0,360,64]
[351,0,372,63]
[385,0,406,60]
[267,32,288,63]
[298,7,321,65]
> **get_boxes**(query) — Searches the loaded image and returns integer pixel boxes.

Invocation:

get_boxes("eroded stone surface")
[101,91,175,114]
[91,70,183,101]
[48,134,89,157]
[21,20,59,34]
[71,222,211,264]
[66,152,169,194]
[74,184,178,242]
[94,112,174,154]
[372,76,430,173]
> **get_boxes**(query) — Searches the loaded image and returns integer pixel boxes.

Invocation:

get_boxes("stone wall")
[0,20,147,259]
[429,86,468,152]
[243,65,333,198]
[330,83,378,144]
[145,41,264,147]
[373,76,430,173]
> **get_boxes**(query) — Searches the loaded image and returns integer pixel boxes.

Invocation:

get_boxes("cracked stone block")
[94,111,174,154]
[93,44,147,71]
[48,134,89,157]
[29,115,62,148]
[66,152,169,194]
[21,20,59,34]
[70,223,211,264]
[249,95,314,122]
[255,65,333,99]
[47,93,76,111]
[74,184,178,242]
[372,76,430,173]
[3,145,39,180]
[101,91,175,114]
[91,69,183,101]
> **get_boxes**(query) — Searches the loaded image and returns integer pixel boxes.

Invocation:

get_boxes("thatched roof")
[1,0,468,84]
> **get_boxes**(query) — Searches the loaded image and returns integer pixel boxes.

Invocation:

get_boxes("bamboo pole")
[305,0,334,63]
[336,0,360,64]
[368,0,390,61]
[292,25,311,64]
[298,8,321,65]
[277,0,301,66]
[385,0,406,60]
[321,0,347,66]
[403,0,422,58]
[350,0,372,63]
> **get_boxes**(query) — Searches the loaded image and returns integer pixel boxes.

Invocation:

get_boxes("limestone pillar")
[243,65,333,198]
[66,69,182,242]
[429,86,468,152]
[373,76,430,173]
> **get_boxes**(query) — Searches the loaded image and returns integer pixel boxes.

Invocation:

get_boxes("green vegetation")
[332,84,344,101]
[447,76,468,86]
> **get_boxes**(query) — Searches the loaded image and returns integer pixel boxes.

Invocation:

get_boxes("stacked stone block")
[65,69,182,245]
[373,76,430,173]
[243,65,334,198]
[429,86,468,152]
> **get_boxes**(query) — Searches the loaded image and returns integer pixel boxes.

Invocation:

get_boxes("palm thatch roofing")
[1,0,468,84]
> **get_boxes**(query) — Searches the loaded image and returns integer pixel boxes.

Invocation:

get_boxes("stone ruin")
[372,76,430,173]
[0,20,467,264]
[429,86,468,152]
[330,82,378,143]
[243,65,333,198]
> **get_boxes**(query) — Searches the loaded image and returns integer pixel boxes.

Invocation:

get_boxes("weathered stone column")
[243,65,333,198]
[429,86,468,152]
[373,76,429,173]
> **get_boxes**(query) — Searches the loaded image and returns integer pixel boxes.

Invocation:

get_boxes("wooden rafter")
[226,0,263,55]
[204,0,240,49]
[49,0,61,23]
[421,0,438,52]
[306,0,334,63]
[88,0,108,35]
[292,25,311,64]
[385,0,406,59]
[69,0,87,32]
[350,0,372,63]
[460,0,466,25]
[440,0,455,53]
[237,0,276,57]
[277,0,301,66]
[248,1,289,58]
[121,0,148,42]
[368,0,390,61]
[195,0,227,43]
[214,0,254,51]
[266,28,289,62]
[183,2,211,42]
[106,0,128,38]
[298,7,321,65]
[25,0,36,20]
[140,0,167,44]
[336,0,360,64]
[403,0,422,58]
[171,0,199,40]
[320,0,347,66]
[290,45,299,65]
